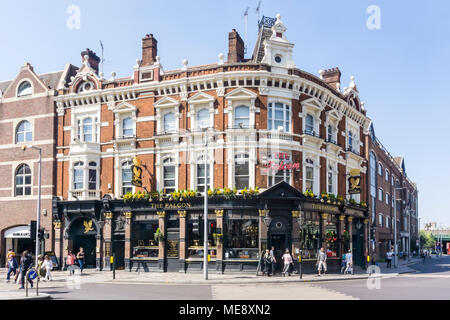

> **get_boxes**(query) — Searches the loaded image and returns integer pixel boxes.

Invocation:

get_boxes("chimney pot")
[81,48,101,74]
[227,29,245,63]
[321,67,342,92]
[141,34,158,66]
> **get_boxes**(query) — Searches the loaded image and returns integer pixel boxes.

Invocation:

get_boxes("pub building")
[52,14,371,273]
[52,181,368,273]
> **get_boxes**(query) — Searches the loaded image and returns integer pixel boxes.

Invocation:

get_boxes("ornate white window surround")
[188,92,216,130]
[113,102,137,139]
[68,157,100,200]
[225,88,258,129]
[154,96,180,134]
[301,98,323,136]
[303,154,320,195]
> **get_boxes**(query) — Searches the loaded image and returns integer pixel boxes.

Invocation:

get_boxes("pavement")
[0,257,421,300]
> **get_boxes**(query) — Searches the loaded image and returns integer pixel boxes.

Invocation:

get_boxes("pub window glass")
[187,218,216,258]
[325,215,338,257]
[224,219,258,260]
[300,212,321,259]
[132,221,159,258]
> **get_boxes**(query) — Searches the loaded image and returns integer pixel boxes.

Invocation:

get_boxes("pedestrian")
[386,250,393,268]
[269,246,277,276]
[344,250,353,274]
[66,250,76,275]
[42,255,53,281]
[281,249,294,276]
[6,252,18,283]
[6,249,15,260]
[76,247,85,273]
[263,249,271,277]
[341,252,347,273]
[316,247,327,276]
[37,254,45,279]
[18,250,33,289]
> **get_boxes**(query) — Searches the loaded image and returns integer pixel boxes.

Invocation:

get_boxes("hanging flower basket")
[154,228,165,243]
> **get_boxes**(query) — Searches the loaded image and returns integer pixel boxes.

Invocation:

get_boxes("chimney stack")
[321,68,341,91]
[141,34,158,66]
[81,48,101,74]
[227,29,245,63]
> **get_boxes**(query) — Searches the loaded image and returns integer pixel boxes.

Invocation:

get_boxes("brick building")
[52,14,371,272]
[366,124,419,262]
[0,62,74,264]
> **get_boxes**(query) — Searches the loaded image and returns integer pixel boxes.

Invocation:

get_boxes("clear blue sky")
[1,0,449,227]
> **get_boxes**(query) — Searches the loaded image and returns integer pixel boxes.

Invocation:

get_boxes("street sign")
[28,270,37,280]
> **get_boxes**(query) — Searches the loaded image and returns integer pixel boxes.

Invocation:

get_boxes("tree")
[419,231,435,249]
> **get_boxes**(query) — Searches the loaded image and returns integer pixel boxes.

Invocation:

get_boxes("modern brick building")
[52,15,372,273]
[366,124,419,262]
[0,62,74,264]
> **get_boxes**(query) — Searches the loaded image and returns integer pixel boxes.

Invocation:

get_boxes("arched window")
[73,162,84,190]
[163,157,176,193]
[305,158,314,191]
[15,164,31,196]
[268,103,290,132]
[88,162,97,190]
[122,161,133,195]
[234,154,249,189]
[17,81,32,97]
[234,106,250,128]
[196,154,210,192]
[83,118,93,142]
[385,169,389,182]
[122,117,133,137]
[163,112,176,133]
[197,108,210,129]
[305,114,314,135]
[378,162,383,176]
[16,121,32,143]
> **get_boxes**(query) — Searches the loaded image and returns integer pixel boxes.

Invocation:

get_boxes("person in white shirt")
[386,250,393,268]
[42,255,53,281]
[344,250,353,274]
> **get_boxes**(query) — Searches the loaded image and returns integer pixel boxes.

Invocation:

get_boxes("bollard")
[111,255,116,280]
[298,252,303,279]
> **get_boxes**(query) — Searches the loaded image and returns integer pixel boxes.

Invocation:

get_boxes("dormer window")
[17,81,32,97]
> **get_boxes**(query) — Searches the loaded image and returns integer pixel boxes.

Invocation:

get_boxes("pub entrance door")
[268,216,291,272]
[73,235,96,268]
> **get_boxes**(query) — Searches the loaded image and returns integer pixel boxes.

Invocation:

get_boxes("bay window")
[83,118,93,142]
[73,162,84,190]
[122,161,133,195]
[88,162,97,190]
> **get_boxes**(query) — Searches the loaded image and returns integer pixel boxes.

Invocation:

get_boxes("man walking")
[18,251,33,289]
[317,247,327,276]
[6,251,18,283]
[386,250,393,268]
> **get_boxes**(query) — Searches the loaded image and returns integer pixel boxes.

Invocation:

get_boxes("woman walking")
[281,249,294,276]
[76,247,85,273]
[42,255,53,281]
[18,251,33,289]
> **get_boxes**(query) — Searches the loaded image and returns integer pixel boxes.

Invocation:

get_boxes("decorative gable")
[259,181,305,199]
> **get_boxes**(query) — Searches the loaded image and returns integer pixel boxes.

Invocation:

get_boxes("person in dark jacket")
[18,250,33,289]
[270,246,277,276]
[6,252,18,283]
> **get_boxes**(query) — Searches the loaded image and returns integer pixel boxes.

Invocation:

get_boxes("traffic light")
[29,220,37,240]
[209,221,216,235]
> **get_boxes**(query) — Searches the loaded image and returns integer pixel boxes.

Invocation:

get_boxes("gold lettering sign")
[167,240,179,258]
[311,203,339,213]
[149,203,192,209]
[132,165,143,187]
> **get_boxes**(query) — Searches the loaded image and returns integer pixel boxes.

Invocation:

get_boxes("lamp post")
[201,125,220,281]
[296,209,305,279]
[393,186,406,268]
[21,145,42,268]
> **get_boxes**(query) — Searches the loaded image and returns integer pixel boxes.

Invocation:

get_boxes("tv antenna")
[256,0,262,23]
[243,6,249,54]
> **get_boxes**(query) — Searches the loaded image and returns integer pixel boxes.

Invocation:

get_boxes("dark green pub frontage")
[52,182,369,274]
